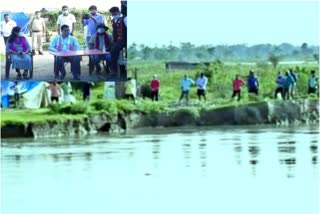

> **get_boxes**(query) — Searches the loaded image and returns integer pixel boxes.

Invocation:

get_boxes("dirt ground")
[1,51,126,82]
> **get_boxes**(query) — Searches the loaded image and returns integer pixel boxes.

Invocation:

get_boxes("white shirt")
[196,76,208,90]
[57,13,76,33]
[0,20,17,37]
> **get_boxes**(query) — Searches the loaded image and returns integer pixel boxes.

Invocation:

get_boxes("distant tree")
[313,53,319,63]
[301,42,308,51]
[268,54,280,68]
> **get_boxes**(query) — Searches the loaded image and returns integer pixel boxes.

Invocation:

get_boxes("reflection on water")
[1,125,319,214]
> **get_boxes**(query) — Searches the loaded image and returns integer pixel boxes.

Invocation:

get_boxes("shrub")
[49,102,88,114]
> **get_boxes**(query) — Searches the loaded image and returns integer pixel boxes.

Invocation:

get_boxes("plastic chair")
[5,51,33,80]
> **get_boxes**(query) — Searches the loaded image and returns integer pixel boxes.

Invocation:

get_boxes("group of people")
[142,69,318,103]
[2,4,127,80]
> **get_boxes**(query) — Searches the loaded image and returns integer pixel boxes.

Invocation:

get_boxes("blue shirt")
[83,13,104,37]
[49,35,81,52]
[181,78,194,91]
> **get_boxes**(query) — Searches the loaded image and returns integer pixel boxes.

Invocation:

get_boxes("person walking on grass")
[283,71,294,100]
[232,75,245,101]
[150,75,160,101]
[124,77,136,103]
[308,70,318,95]
[274,72,285,100]
[196,72,208,102]
[289,68,298,99]
[179,74,194,104]
[247,70,259,95]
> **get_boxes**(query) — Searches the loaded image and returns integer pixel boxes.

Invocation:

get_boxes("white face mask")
[62,10,69,15]
[36,14,40,18]
[18,32,24,37]
[112,15,120,19]
[97,28,106,34]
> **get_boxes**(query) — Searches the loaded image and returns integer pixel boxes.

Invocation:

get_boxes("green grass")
[1,61,318,126]
[129,60,319,104]
[1,108,87,127]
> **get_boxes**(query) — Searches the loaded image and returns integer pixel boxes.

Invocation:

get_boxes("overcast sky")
[129,0,319,47]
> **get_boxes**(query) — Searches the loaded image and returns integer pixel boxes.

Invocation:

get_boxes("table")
[49,49,109,79]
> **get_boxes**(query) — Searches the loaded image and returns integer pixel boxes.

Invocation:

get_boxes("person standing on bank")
[0,14,17,45]
[308,70,318,95]
[247,70,259,95]
[56,5,76,35]
[232,74,246,101]
[150,75,160,101]
[82,5,105,43]
[109,6,127,76]
[196,72,208,102]
[179,74,194,104]
[29,11,46,55]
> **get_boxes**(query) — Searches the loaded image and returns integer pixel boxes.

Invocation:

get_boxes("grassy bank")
[128,60,319,104]
[1,61,318,126]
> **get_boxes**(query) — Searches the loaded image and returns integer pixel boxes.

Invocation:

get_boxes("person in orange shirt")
[232,75,246,101]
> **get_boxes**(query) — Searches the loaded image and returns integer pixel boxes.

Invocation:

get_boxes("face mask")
[18,32,24,37]
[112,15,119,19]
[97,28,105,33]
[90,11,96,15]
[63,10,69,15]
[36,14,40,18]
[63,31,70,37]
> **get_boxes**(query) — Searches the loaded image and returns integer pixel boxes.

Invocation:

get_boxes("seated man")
[6,26,32,79]
[49,24,81,80]
[88,23,113,75]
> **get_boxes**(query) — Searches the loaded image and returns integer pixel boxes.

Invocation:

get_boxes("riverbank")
[1,99,318,138]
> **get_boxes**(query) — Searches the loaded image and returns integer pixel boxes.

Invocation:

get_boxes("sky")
[129,1,319,47]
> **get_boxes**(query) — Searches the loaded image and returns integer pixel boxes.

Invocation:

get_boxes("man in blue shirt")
[49,25,81,80]
[179,74,194,103]
[82,5,105,43]
[247,70,259,95]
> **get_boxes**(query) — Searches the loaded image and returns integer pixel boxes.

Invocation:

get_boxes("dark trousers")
[51,97,59,102]
[308,87,317,94]
[274,87,284,99]
[232,90,241,101]
[110,41,126,73]
[57,56,81,78]
[14,93,19,107]
[283,88,290,100]
[248,88,259,95]
[151,90,159,101]
[3,36,9,45]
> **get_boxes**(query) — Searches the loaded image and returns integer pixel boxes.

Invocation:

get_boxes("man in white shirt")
[0,14,17,44]
[56,5,76,35]
[196,72,208,102]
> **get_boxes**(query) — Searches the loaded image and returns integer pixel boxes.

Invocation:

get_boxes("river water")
[1,125,319,214]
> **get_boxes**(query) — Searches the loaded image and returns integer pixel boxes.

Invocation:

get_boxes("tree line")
[128,42,319,63]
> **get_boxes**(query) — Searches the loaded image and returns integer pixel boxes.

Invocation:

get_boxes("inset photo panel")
[0,1,127,82]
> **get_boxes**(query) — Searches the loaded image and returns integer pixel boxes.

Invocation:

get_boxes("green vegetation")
[129,60,319,104]
[128,42,319,62]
